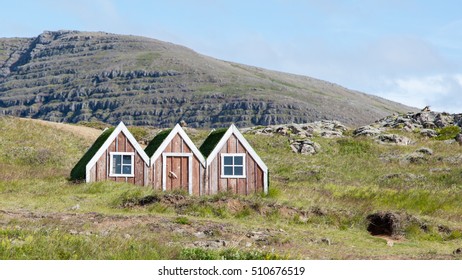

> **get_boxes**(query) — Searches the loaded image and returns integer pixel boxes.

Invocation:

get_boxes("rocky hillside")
[0,30,415,128]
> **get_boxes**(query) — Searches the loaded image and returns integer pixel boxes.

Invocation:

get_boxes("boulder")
[320,130,343,138]
[376,134,413,145]
[415,147,433,155]
[290,139,321,155]
[456,133,462,145]
[435,113,454,128]
[401,152,427,164]
[420,129,438,138]
[353,125,382,137]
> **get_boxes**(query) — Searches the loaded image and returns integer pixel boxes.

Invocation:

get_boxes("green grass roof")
[70,127,114,181]
[144,129,172,157]
[199,128,228,158]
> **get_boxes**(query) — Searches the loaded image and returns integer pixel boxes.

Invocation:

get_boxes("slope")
[0,30,415,128]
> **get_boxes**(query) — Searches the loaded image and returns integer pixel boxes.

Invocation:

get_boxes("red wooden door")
[165,155,189,192]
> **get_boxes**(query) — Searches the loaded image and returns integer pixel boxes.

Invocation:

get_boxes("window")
[110,152,134,177]
[221,153,246,178]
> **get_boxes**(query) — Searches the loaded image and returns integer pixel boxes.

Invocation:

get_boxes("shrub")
[435,125,461,140]
[174,216,191,225]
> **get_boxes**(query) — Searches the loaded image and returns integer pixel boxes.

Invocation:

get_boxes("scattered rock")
[320,238,331,245]
[194,232,206,238]
[320,130,343,138]
[193,240,228,249]
[376,134,414,146]
[429,167,451,173]
[353,125,382,137]
[420,129,438,138]
[453,248,462,255]
[381,173,425,181]
[70,204,80,211]
[444,139,456,145]
[456,134,462,145]
[401,152,427,164]
[416,147,433,155]
[290,139,321,155]
[247,120,348,139]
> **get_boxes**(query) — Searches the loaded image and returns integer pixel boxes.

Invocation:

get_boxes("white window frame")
[221,153,246,178]
[109,152,135,177]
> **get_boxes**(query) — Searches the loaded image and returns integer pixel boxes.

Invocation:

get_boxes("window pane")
[234,166,243,176]
[122,165,131,175]
[113,155,122,174]
[224,166,233,175]
[123,155,131,164]
[223,156,233,165]
[234,156,243,165]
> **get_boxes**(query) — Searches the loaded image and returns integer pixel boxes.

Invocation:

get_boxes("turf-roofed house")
[144,124,206,195]
[200,124,268,195]
[70,122,151,186]
[72,123,268,195]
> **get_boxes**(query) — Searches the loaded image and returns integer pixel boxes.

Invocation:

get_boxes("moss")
[70,127,114,181]
[199,128,227,157]
[144,129,172,157]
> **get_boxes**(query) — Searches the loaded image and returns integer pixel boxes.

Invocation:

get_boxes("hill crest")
[0,30,415,128]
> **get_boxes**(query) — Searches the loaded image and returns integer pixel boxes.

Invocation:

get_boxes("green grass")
[1,116,462,259]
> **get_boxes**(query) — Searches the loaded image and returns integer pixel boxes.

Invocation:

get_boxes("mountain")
[0,30,415,128]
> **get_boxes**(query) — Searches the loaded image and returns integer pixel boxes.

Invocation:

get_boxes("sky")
[1,0,461,112]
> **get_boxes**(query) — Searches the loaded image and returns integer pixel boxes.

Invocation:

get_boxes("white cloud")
[377,74,462,113]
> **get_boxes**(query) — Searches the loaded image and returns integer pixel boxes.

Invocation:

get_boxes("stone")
[420,129,438,138]
[456,133,462,145]
[453,248,462,255]
[320,238,331,245]
[401,153,427,164]
[70,204,80,211]
[376,134,413,146]
[290,139,321,155]
[320,130,343,138]
[416,147,433,155]
[435,113,454,128]
[353,125,382,137]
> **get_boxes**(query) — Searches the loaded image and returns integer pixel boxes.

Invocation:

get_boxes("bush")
[435,125,461,140]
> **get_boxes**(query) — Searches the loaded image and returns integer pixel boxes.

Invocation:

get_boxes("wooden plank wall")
[207,134,264,195]
[90,131,150,186]
[151,132,203,194]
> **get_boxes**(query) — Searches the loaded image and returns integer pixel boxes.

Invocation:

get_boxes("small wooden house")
[72,122,268,195]
[144,124,206,195]
[199,124,268,195]
[70,122,151,185]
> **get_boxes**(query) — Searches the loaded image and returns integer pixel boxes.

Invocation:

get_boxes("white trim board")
[220,153,246,178]
[149,124,205,167]
[85,122,150,183]
[162,152,193,195]
[109,152,135,177]
[205,124,269,194]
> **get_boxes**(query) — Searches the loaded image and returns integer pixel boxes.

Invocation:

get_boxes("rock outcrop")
[0,30,414,128]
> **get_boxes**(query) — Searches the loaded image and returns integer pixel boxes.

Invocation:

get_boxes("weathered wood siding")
[151,133,204,194]
[206,134,264,195]
[89,131,150,186]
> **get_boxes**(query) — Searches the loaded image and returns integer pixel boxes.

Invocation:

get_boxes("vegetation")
[1,116,462,259]
[436,125,461,140]
[0,30,413,128]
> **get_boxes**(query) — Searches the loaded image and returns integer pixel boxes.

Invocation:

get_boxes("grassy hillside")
[1,116,462,259]
[0,31,414,128]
